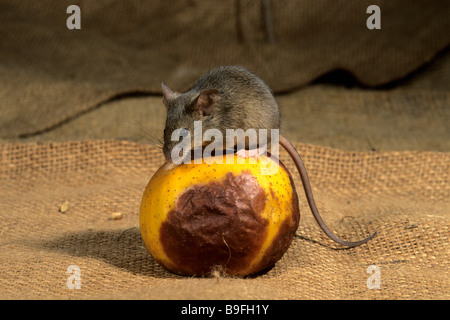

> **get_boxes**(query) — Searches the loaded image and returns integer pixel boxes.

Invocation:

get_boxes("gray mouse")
[161,65,376,247]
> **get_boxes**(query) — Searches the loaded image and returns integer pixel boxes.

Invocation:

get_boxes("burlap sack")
[0,140,448,299]
[1,0,449,138]
[1,0,449,300]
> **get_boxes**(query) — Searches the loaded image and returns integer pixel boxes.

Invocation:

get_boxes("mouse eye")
[179,128,190,138]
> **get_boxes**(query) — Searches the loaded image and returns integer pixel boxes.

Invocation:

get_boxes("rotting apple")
[139,154,300,276]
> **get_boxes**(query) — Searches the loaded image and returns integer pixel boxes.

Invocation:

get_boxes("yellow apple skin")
[139,154,300,276]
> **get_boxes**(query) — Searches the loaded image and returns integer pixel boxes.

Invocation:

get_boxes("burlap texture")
[0,140,448,299]
[1,0,449,300]
[1,0,449,138]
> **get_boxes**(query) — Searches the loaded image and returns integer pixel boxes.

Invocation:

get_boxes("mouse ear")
[194,89,221,116]
[161,82,175,108]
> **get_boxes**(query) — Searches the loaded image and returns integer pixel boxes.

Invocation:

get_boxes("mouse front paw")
[236,148,260,160]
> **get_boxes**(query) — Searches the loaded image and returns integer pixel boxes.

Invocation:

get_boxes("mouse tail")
[279,135,377,247]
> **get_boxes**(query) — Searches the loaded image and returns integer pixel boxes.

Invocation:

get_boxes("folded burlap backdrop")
[0,0,449,139]
[0,1,449,300]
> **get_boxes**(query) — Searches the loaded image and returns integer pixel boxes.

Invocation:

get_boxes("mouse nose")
[163,149,172,162]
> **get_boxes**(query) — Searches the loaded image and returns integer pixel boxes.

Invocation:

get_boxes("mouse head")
[161,82,221,162]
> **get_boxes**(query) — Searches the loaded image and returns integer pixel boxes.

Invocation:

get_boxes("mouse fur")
[162,66,280,159]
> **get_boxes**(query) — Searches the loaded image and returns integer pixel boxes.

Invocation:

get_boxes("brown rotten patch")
[159,171,269,276]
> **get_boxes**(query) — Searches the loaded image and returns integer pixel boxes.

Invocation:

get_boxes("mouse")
[160,65,376,247]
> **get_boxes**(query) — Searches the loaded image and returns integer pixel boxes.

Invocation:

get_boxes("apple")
[139,154,300,276]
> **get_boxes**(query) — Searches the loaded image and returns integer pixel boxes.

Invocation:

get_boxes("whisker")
[127,120,164,148]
